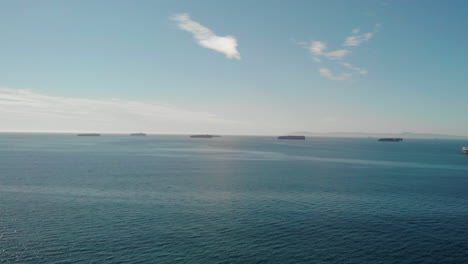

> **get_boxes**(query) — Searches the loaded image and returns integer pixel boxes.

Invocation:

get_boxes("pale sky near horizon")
[1,0,467,135]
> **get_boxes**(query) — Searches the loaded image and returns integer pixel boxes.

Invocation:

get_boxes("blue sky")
[1,0,467,135]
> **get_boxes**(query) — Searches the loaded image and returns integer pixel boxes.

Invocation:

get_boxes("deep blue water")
[1,134,467,263]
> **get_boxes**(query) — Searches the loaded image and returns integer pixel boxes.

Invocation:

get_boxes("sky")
[0,0,467,135]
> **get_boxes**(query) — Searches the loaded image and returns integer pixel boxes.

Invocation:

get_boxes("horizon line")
[1,131,468,139]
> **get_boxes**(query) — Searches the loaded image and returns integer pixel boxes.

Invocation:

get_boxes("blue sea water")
[0,134,467,263]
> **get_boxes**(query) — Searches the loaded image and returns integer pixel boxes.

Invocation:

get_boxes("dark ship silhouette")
[277,135,305,140]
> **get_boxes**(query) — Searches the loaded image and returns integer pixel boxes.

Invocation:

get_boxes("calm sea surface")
[1,134,467,263]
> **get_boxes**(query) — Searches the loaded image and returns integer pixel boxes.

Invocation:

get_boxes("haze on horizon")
[0,0,467,136]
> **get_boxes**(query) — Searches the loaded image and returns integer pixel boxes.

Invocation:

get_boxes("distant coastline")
[190,134,221,138]
[289,131,468,140]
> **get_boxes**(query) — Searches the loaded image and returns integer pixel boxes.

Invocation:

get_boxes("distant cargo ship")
[77,133,100,136]
[378,138,403,142]
[462,147,468,154]
[130,133,146,136]
[277,135,306,140]
[190,134,220,138]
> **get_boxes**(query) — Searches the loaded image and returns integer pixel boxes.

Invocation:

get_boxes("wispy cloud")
[309,41,327,55]
[296,24,380,81]
[344,32,374,47]
[0,87,239,133]
[171,13,240,60]
[308,42,349,59]
[344,24,381,47]
[325,49,350,59]
[319,68,352,81]
[341,62,368,75]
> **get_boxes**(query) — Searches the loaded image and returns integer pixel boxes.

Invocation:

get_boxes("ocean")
[1,134,467,263]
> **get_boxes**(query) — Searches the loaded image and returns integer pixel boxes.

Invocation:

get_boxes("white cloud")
[309,41,327,55]
[344,32,374,47]
[171,13,240,60]
[319,68,352,81]
[325,49,350,59]
[344,24,381,47]
[309,42,349,59]
[296,24,380,81]
[0,87,240,133]
[341,62,368,75]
